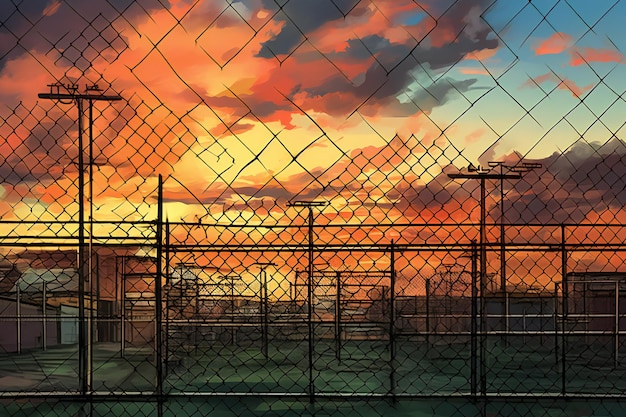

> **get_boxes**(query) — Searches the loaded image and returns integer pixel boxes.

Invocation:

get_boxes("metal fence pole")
[42,282,47,351]
[479,178,487,397]
[259,270,264,357]
[229,275,236,345]
[262,268,268,359]
[554,282,559,366]
[262,268,269,359]
[16,284,21,355]
[121,257,126,359]
[164,220,170,375]
[155,175,164,417]
[389,242,396,399]
[307,206,314,402]
[264,268,268,359]
[470,240,478,397]
[561,224,567,395]
[87,97,94,394]
[254,262,275,360]
[75,97,88,396]
[335,271,341,362]
[95,253,100,347]
[616,281,620,369]
[287,200,327,403]
[426,278,430,345]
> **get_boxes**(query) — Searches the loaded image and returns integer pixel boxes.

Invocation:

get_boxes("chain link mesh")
[2,0,626,415]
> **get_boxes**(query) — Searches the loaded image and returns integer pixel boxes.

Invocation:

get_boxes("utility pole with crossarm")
[38,82,122,395]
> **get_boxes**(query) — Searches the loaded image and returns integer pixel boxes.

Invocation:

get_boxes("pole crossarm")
[39,82,122,102]
[448,173,522,180]
[38,93,123,101]
[252,262,277,268]
[286,200,329,207]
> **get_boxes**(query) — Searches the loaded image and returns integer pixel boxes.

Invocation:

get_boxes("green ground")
[0,335,625,416]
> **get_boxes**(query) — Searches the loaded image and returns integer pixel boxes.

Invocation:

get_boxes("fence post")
[554,282,559,367]
[155,175,164,417]
[307,207,315,403]
[254,262,276,360]
[165,220,170,376]
[75,97,89,398]
[263,268,268,359]
[426,278,430,346]
[614,280,619,368]
[479,179,487,398]
[471,240,478,397]
[121,257,126,358]
[16,284,21,355]
[389,242,396,399]
[335,271,341,362]
[286,200,327,404]
[561,224,567,395]
[42,282,47,351]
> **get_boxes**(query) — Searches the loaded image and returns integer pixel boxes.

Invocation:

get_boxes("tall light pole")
[448,162,541,294]
[448,166,521,298]
[449,166,519,397]
[487,161,507,294]
[486,161,543,293]
[448,162,541,395]
[38,82,122,395]
[286,200,327,403]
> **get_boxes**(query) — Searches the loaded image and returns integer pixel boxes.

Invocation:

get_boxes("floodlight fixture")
[287,200,329,207]
[253,261,277,267]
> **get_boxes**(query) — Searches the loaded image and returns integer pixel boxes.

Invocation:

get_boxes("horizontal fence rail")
[2,220,626,416]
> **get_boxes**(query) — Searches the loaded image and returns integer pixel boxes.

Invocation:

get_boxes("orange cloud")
[534,32,573,55]
[465,128,485,144]
[569,47,624,66]
[557,78,592,98]
[7,0,615,235]
[42,1,61,17]
[523,72,592,98]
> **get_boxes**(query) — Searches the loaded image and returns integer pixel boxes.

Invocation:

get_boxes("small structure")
[0,265,78,353]
[484,286,556,343]
[395,295,425,334]
[18,268,80,346]
[567,272,626,330]
[165,263,251,351]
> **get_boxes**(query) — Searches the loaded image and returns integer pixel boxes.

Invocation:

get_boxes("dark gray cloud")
[539,139,626,219]
[413,31,498,70]
[0,0,49,67]
[272,0,497,118]
[343,35,392,61]
[0,0,163,74]
[387,137,626,225]
[467,138,626,224]
[257,0,361,58]
[0,121,75,185]
[393,169,469,216]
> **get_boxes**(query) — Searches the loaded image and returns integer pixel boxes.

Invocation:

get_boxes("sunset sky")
[1,0,626,242]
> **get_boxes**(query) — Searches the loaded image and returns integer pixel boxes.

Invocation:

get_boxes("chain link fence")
[2,0,626,416]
